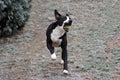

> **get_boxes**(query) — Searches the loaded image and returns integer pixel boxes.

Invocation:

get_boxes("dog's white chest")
[51,27,65,45]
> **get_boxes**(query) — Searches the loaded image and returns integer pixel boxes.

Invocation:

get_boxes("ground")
[0,0,120,80]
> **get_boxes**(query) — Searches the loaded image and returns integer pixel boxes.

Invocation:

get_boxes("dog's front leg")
[47,39,56,60]
[61,35,68,74]
[61,46,68,74]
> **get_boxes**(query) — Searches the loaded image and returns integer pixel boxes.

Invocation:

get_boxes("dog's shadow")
[42,61,71,78]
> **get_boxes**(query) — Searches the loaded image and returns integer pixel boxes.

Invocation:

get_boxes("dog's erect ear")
[54,9,61,20]
[66,14,69,16]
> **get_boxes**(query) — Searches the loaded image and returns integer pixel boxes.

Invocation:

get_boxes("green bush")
[0,0,32,37]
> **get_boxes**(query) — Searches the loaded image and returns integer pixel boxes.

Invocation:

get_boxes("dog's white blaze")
[61,16,70,28]
[51,26,65,43]
[64,16,70,23]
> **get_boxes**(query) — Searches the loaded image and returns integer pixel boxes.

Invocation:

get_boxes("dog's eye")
[57,20,64,26]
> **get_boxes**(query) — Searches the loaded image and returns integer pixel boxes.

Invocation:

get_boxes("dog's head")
[54,10,72,32]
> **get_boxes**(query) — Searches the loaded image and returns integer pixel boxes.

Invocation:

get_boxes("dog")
[46,10,72,74]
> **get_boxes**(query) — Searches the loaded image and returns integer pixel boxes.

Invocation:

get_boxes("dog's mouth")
[63,25,71,32]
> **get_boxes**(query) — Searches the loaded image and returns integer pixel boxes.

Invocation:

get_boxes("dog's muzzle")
[64,20,72,32]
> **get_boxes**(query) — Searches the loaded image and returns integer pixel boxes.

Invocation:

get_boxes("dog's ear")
[66,14,69,16]
[54,9,61,20]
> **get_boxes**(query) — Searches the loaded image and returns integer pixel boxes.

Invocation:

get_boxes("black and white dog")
[46,10,72,74]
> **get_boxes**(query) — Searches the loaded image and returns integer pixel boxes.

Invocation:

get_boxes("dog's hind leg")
[47,39,56,60]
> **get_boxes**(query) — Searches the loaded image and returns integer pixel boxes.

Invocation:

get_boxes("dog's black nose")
[69,20,72,25]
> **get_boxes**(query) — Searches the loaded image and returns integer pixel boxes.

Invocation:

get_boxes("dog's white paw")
[51,53,56,60]
[63,70,68,74]
[60,60,64,64]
